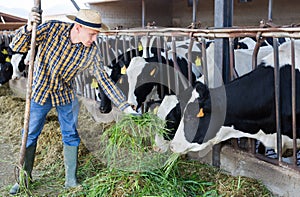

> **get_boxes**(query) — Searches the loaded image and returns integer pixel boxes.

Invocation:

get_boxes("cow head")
[170,81,227,154]
[0,62,13,85]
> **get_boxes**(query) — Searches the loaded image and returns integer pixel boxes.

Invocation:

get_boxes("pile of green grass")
[99,113,172,172]
[80,158,217,197]
[0,87,271,196]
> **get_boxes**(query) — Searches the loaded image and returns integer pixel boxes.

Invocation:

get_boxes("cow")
[168,64,300,156]
[97,49,143,113]
[198,37,292,88]
[0,45,13,85]
[97,43,197,114]
[261,39,300,69]
[121,50,200,111]
[10,50,30,80]
[0,62,13,85]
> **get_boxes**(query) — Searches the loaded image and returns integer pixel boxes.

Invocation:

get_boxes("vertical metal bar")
[228,37,235,80]
[134,35,139,56]
[129,36,133,59]
[114,35,119,62]
[100,37,107,66]
[122,35,128,62]
[268,0,273,22]
[156,36,164,98]
[187,37,194,84]
[142,0,145,28]
[201,37,209,86]
[192,0,197,28]
[212,0,233,167]
[273,37,282,162]
[290,38,297,166]
[172,36,180,94]
[252,33,265,70]
[164,36,172,94]
[105,36,112,66]
[146,35,150,58]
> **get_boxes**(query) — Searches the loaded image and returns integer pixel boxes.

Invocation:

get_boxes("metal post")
[192,0,198,28]
[142,0,145,28]
[290,38,297,166]
[214,0,233,86]
[212,0,233,167]
[187,37,194,83]
[273,38,282,162]
[164,36,171,94]
[228,37,235,80]
[268,0,273,22]
[201,37,208,86]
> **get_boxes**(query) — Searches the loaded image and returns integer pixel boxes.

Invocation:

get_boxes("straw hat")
[66,9,109,31]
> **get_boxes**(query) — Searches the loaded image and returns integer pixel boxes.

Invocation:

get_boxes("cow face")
[11,52,27,80]
[169,81,227,154]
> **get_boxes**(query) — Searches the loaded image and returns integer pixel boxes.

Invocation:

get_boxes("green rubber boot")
[64,145,80,188]
[9,145,37,195]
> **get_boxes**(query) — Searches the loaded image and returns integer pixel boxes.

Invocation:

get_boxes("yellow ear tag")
[91,78,98,89]
[138,42,143,51]
[1,49,8,55]
[150,67,157,76]
[197,108,205,118]
[195,56,201,67]
[153,106,159,114]
[121,65,127,75]
[119,77,123,84]
[5,56,11,63]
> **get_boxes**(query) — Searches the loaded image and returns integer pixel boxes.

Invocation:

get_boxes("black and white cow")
[97,49,143,113]
[10,50,30,80]
[0,45,13,85]
[97,43,198,114]
[0,62,13,85]
[168,64,300,155]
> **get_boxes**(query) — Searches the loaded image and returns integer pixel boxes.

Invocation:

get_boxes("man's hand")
[123,106,142,116]
[27,7,42,32]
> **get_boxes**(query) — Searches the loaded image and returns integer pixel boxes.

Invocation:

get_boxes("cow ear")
[194,81,209,100]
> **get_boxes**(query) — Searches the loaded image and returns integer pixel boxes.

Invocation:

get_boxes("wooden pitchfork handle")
[16,0,41,180]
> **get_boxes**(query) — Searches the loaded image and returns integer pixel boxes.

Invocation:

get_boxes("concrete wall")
[89,0,300,29]
[89,0,172,29]
[188,145,300,197]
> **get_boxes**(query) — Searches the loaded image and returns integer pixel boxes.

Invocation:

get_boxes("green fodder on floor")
[0,84,272,197]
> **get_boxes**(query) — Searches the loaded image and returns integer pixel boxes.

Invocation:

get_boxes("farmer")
[9,8,138,194]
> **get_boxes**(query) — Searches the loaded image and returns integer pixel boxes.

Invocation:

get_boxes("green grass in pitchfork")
[100,112,171,171]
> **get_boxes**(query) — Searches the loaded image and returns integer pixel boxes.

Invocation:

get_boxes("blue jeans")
[23,96,80,147]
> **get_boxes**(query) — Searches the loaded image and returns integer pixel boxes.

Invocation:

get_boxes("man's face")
[78,25,99,47]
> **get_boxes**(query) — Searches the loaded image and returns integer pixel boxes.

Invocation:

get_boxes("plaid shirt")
[10,20,129,110]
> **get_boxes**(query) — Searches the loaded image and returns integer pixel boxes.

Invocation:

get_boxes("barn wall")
[89,0,300,28]
[89,0,172,29]
[233,0,300,26]
[171,0,214,27]
[89,1,143,29]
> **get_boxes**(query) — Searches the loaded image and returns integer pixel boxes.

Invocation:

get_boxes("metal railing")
[78,26,300,171]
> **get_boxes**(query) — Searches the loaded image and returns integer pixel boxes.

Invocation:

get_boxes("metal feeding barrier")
[0,31,15,47]
[75,26,300,171]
